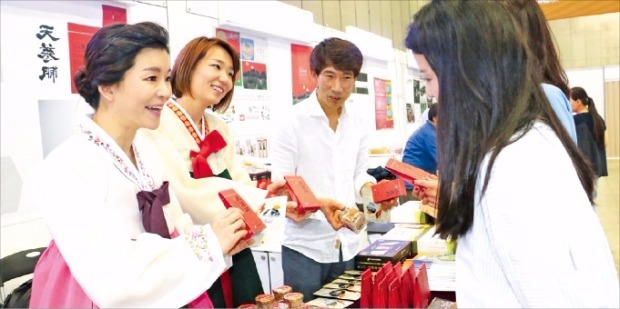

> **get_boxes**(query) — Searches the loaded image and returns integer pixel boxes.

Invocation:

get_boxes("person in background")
[570,86,608,196]
[29,22,251,308]
[413,0,580,210]
[400,102,438,204]
[405,1,618,307]
[269,37,398,301]
[153,36,263,308]
[502,0,577,144]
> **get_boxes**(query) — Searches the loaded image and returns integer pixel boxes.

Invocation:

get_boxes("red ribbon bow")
[136,181,171,239]
[190,129,227,179]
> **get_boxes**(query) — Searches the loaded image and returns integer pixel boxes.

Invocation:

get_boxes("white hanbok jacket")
[30,116,231,308]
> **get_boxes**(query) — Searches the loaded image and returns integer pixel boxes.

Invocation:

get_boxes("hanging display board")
[374,77,394,129]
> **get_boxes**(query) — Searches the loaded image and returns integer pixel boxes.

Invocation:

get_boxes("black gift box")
[355,240,411,271]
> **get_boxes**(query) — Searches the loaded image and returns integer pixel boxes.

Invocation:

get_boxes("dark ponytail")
[570,87,605,148]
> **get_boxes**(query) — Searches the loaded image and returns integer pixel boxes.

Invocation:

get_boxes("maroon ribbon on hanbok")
[136,181,171,239]
[189,129,227,179]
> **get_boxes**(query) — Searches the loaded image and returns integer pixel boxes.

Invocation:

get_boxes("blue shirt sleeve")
[541,83,578,144]
[402,121,438,188]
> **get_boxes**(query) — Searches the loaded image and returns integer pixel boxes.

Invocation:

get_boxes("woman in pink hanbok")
[29,21,253,308]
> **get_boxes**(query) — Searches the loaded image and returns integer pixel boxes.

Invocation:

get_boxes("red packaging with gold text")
[384,158,433,184]
[219,189,266,239]
[284,175,321,213]
[371,178,406,203]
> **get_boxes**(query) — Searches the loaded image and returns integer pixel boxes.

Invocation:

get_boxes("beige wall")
[279,0,429,50]
[605,81,619,158]
[549,12,620,69]
[550,13,619,159]
[280,1,619,70]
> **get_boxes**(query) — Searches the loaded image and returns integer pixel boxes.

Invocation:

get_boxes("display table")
[252,199,456,307]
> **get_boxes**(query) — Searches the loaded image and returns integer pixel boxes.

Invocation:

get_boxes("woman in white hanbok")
[29,22,252,308]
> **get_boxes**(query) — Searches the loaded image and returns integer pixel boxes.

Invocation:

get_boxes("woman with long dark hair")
[405,1,618,307]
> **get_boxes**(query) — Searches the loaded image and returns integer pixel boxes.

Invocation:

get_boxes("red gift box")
[284,175,321,213]
[360,268,373,308]
[218,189,266,239]
[407,264,417,308]
[385,158,433,184]
[373,277,388,308]
[388,276,403,308]
[400,264,414,308]
[414,262,431,308]
[371,178,407,203]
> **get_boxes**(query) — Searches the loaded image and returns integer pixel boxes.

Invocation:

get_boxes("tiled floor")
[595,159,620,277]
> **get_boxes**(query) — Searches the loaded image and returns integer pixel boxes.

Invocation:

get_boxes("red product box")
[371,178,406,203]
[284,175,321,213]
[218,189,266,239]
[360,268,373,308]
[414,263,431,308]
[388,276,403,308]
[385,158,433,184]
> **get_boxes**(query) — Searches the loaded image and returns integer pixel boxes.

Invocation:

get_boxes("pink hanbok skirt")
[29,240,213,308]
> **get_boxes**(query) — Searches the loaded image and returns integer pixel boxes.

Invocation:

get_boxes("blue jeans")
[282,246,355,302]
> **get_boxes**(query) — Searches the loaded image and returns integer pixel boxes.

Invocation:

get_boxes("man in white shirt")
[270,37,397,301]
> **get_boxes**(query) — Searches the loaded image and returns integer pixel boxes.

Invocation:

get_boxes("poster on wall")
[223,91,271,123]
[235,136,269,159]
[242,61,267,90]
[102,5,127,26]
[406,103,415,124]
[240,36,268,90]
[216,28,270,91]
[240,37,267,63]
[374,78,394,129]
[68,23,100,93]
[291,43,315,105]
[217,29,271,127]
[417,74,428,107]
[353,72,369,94]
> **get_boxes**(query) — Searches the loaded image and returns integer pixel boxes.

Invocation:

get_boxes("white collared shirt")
[270,91,376,263]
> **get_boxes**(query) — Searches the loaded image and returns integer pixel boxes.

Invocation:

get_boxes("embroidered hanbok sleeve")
[165,191,234,269]
[36,140,228,308]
